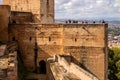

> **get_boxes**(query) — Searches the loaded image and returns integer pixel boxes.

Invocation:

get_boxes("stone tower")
[3,0,54,23]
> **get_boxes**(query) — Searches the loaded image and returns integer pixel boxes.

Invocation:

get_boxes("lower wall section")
[64,46,105,80]
[50,55,99,80]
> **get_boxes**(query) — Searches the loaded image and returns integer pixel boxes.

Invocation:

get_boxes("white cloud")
[55,0,120,20]
[114,0,120,7]
[0,0,2,4]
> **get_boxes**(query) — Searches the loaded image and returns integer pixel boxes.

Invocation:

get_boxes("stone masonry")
[3,0,54,23]
[8,23,108,80]
[0,42,18,80]
[0,0,108,80]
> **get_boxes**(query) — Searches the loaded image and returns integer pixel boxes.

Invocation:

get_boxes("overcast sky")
[0,0,120,20]
[0,0,2,3]
[55,0,120,20]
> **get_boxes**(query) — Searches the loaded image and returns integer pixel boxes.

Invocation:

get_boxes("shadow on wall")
[71,54,97,78]
[10,11,35,24]
[39,60,46,74]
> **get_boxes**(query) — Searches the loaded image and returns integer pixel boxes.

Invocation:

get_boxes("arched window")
[39,60,46,74]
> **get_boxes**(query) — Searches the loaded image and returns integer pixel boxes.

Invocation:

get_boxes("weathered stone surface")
[50,56,98,80]
[0,44,18,80]
[0,59,8,69]
[0,70,7,78]
[3,0,54,23]
[0,5,10,42]
[0,45,7,57]
[10,11,34,23]
[0,0,107,80]
[9,24,108,80]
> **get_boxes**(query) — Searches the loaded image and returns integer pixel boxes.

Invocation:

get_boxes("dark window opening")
[75,38,77,42]
[29,37,32,41]
[39,60,46,74]
[28,79,38,80]
[49,37,51,41]
[12,20,16,24]
[12,37,16,41]
[35,27,37,29]
[47,0,49,5]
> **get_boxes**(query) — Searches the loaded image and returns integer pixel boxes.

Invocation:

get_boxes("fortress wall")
[63,24,108,80]
[63,24,106,47]
[9,24,36,70]
[3,0,40,22]
[10,11,34,23]
[9,24,63,71]
[0,5,10,42]
[36,24,63,69]
[9,24,107,80]
[3,0,40,14]
[3,0,54,23]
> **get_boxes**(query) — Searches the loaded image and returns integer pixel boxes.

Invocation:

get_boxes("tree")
[108,48,120,80]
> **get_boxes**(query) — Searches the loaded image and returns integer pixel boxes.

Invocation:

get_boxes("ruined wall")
[0,5,10,42]
[3,0,54,23]
[0,43,18,80]
[9,24,107,80]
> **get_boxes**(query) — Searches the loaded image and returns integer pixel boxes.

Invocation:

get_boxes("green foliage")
[108,48,120,80]
[112,48,120,62]
[116,72,120,80]
[116,60,120,72]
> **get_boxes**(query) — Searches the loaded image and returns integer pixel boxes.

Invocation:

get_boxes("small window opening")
[49,37,51,41]
[75,38,77,42]
[12,37,16,41]
[12,20,16,24]
[29,37,32,41]
[47,0,49,5]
